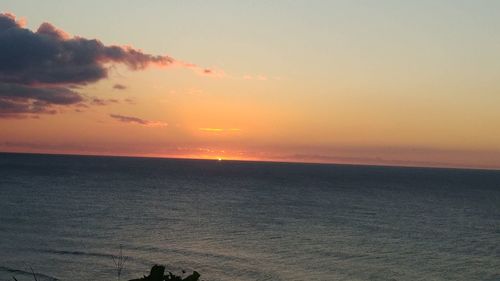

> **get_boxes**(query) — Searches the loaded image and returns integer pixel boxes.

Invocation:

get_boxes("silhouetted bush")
[129,265,200,281]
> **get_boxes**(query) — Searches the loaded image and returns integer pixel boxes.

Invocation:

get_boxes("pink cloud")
[110,114,167,128]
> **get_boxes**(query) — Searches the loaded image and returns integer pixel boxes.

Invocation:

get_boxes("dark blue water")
[0,153,499,281]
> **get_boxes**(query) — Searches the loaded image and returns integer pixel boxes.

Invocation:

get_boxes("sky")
[1,0,500,169]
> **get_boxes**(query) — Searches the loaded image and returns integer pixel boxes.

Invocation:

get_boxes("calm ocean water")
[0,153,499,281]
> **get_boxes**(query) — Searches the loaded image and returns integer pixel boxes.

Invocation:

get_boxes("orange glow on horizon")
[1,143,500,170]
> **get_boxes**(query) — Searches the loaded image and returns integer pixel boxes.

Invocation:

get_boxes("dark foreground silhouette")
[130,265,200,281]
[11,264,201,281]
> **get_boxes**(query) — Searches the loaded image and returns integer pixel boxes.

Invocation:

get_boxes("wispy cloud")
[199,128,241,133]
[113,84,127,90]
[110,114,167,128]
[90,98,119,106]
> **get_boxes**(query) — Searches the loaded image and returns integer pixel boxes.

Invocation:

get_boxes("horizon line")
[1,150,499,172]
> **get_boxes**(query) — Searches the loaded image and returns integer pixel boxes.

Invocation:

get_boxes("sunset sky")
[1,1,500,169]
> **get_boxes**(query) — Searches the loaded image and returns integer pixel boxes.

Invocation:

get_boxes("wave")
[0,266,60,281]
[33,248,156,265]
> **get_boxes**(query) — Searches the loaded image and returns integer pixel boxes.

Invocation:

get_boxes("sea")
[0,152,499,281]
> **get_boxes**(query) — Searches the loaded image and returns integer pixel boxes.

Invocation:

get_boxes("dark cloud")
[0,13,194,118]
[113,84,127,90]
[110,114,149,125]
[0,83,82,104]
[0,14,174,86]
[0,13,19,30]
[109,114,167,127]
[123,98,136,104]
[90,97,119,106]
[0,82,82,118]
[0,99,55,118]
